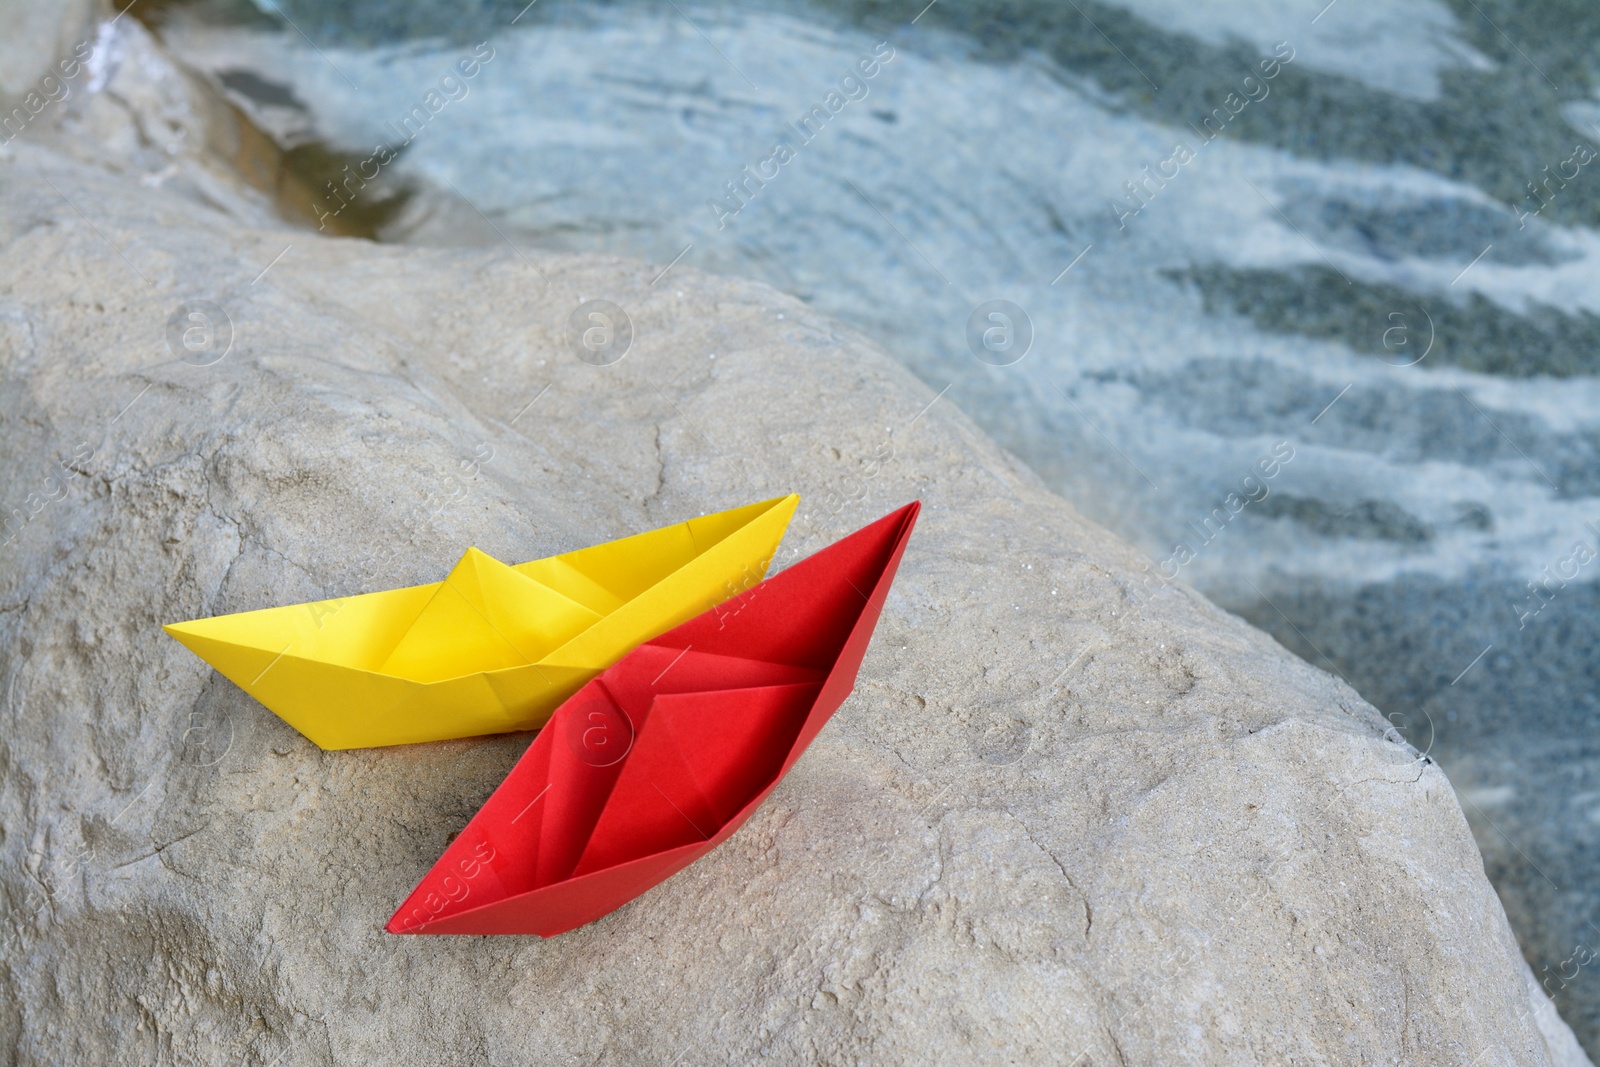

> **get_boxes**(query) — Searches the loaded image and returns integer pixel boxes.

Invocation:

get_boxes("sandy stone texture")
[0,13,1592,1067]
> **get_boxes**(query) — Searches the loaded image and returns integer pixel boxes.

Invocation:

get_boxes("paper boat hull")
[164,496,797,749]
[389,501,920,936]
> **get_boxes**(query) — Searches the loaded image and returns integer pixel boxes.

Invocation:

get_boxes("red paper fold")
[388,501,920,936]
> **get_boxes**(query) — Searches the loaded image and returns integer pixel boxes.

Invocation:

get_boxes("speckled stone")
[0,14,1592,1067]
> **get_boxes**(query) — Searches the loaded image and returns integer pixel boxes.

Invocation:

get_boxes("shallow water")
[149,0,1600,1051]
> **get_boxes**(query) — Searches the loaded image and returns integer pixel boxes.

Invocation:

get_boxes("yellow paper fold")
[164,495,798,749]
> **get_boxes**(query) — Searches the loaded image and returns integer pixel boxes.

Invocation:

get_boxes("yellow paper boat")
[164,495,798,749]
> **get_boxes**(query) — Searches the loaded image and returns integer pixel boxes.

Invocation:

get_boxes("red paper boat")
[388,501,920,936]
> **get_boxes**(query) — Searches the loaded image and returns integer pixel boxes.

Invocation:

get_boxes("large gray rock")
[0,0,100,110]
[0,15,1592,1067]
[141,10,1600,1048]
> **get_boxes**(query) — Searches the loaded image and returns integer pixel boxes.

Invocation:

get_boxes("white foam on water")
[1100,0,1494,101]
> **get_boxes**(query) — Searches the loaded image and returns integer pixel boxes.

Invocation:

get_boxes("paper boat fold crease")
[163,495,798,749]
[389,501,920,936]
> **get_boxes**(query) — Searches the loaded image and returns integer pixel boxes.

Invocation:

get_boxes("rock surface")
[0,12,1594,1067]
[0,0,98,109]
[143,3,1600,1049]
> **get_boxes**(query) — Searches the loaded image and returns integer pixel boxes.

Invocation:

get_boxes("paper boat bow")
[164,496,797,749]
[389,501,920,936]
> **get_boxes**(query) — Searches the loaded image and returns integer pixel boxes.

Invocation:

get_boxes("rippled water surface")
[145,0,1600,1051]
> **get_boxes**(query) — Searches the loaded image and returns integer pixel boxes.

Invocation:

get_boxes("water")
[147,0,1600,1051]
